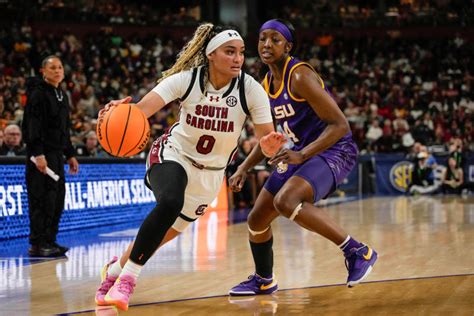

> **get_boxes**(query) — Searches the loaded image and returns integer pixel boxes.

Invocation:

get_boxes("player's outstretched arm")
[229,129,286,192]
[99,90,167,120]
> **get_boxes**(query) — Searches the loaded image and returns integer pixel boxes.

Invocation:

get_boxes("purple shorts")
[264,154,355,203]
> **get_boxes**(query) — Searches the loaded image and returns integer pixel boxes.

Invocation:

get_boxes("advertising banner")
[0,162,155,239]
[0,160,230,240]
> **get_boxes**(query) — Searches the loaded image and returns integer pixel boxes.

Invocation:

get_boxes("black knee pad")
[130,162,188,264]
[148,161,188,216]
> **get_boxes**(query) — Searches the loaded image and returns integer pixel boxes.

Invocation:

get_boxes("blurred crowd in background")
[265,0,471,28]
[0,0,472,204]
[1,0,202,27]
[2,0,471,27]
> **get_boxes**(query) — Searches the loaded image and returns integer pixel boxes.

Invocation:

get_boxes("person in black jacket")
[22,55,79,257]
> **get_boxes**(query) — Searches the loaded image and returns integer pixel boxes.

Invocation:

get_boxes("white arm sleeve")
[152,70,192,104]
[245,76,273,124]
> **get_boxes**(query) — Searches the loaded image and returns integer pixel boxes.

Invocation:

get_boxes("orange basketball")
[96,103,150,157]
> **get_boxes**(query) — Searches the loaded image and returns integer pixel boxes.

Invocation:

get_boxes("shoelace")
[240,274,272,287]
[98,276,116,294]
[117,278,135,295]
[239,275,255,285]
[237,274,262,287]
[344,245,368,270]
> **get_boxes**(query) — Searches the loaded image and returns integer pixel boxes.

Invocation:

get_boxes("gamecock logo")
[195,204,208,216]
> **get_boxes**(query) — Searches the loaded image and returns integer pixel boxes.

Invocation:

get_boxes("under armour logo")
[209,96,220,102]
[228,32,239,37]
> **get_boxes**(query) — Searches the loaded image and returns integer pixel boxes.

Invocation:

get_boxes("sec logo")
[226,96,237,107]
[389,161,413,192]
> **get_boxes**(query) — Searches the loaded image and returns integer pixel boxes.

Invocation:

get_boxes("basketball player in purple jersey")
[229,19,377,295]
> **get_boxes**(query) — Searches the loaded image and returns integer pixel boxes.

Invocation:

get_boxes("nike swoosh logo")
[260,280,277,291]
[363,247,373,261]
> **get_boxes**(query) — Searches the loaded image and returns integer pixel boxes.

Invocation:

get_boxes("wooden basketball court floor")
[1,196,473,315]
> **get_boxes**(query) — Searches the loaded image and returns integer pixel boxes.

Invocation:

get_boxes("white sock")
[108,261,122,278]
[121,260,143,280]
[338,235,351,250]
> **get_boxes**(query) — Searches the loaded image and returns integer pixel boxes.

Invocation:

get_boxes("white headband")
[205,30,243,55]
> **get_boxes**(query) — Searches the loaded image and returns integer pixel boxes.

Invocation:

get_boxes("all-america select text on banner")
[0,161,155,239]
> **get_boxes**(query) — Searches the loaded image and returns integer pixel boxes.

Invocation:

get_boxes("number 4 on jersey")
[283,121,299,143]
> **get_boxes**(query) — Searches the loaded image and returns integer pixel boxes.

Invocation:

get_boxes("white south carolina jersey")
[152,66,272,168]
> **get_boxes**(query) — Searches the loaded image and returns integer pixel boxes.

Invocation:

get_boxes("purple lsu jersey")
[263,56,358,184]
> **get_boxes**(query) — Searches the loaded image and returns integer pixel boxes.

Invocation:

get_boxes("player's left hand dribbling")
[98,96,133,119]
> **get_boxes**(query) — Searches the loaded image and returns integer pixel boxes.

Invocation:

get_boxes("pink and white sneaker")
[95,256,118,305]
[104,274,136,311]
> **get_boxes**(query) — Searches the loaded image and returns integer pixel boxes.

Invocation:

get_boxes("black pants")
[442,184,462,195]
[26,151,65,246]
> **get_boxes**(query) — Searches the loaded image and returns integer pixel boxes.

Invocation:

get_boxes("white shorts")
[146,138,225,232]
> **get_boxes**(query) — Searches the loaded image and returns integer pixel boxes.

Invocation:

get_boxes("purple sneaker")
[345,244,378,287]
[229,274,278,296]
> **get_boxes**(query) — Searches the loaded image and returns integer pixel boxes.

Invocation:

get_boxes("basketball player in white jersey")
[94,23,286,311]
